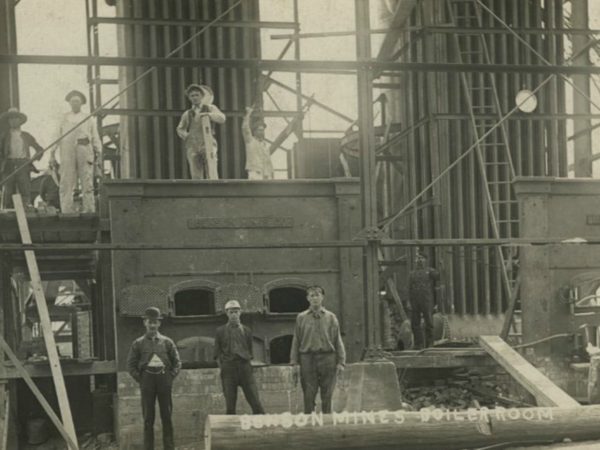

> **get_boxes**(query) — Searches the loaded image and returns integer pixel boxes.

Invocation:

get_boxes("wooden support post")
[12,194,78,449]
[479,335,579,408]
[1,391,8,450]
[0,336,77,449]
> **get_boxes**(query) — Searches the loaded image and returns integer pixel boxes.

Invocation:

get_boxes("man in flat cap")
[242,106,273,180]
[127,307,181,450]
[214,299,265,414]
[176,84,225,180]
[0,107,43,208]
[50,90,102,213]
[408,251,440,349]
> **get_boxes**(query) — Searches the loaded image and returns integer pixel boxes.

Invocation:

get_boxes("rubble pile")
[402,367,527,411]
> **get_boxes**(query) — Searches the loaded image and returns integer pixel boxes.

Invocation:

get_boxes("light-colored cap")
[224,300,241,310]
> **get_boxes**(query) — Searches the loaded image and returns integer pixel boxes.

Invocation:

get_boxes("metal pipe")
[5,54,600,75]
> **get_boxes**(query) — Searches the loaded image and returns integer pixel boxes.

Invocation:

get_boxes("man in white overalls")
[50,90,102,213]
[176,84,226,180]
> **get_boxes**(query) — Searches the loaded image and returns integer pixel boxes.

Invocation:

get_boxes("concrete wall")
[515,177,600,361]
[117,362,402,449]
[104,179,365,370]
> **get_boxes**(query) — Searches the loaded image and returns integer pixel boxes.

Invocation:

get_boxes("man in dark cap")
[127,307,181,450]
[176,83,225,180]
[0,107,43,208]
[242,106,273,180]
[50,90,102,213]
[408,252,440,349]
[213,299,265,415]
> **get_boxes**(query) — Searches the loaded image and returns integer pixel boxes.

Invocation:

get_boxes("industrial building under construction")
[2,0,600,449]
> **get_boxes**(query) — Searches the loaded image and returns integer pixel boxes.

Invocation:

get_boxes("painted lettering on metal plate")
[187,217,294,229]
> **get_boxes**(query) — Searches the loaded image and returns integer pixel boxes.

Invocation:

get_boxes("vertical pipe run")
[355,0,380,349]
[571,0,592,177]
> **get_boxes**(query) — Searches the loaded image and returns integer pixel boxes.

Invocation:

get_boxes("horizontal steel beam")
[0,360,116,379]
[89,17,297,29]
[3,54,600,75]
[98,108,300,117]
[2,237,600,251]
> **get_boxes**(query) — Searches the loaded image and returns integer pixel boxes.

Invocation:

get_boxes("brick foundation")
[116,361,401,449]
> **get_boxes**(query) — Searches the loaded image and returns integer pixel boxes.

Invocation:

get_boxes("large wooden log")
[205,406,600,450]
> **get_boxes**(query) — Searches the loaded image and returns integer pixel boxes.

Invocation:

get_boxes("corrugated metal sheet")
[115,0,261,179]
[380,0,569,315]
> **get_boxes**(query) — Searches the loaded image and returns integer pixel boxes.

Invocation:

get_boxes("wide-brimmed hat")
[144,306,162,320]
[65,90,87,104]
[0,107,27,125]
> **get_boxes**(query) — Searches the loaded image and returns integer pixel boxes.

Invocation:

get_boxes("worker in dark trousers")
[127,307,181,450]
[290,285,346,414]
[408,252,440,349]
[214,300,265,414]
[0,107,43,208]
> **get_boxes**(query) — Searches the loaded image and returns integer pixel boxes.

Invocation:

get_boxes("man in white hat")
[213,299,265,414]
[127,306,181,450]
[176,84,225,180]
[50,90,102,213]
[0,107,44,208]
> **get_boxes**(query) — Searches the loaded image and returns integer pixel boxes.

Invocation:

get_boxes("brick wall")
[116,362,401,449]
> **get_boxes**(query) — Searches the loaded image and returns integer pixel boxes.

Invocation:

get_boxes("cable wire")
[0,0,243,188]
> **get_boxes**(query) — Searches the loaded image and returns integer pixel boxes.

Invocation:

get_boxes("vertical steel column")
[291,0,302,179]
[355,0,380,348]
[0,0,18,112]
[571,0,592,177]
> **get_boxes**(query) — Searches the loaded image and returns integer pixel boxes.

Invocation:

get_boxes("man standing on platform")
[290,285,346,414]
[408,252,440,349]
[176,84,226,180]
[50,90,102,213]
[0,107,43,208]
[242,106,273,180]
[214,300,265,415]
[127,307,181,450]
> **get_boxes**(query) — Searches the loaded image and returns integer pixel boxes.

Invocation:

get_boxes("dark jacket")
[126,332,181,382]
[213,323,254,363]
[0,130,43,173]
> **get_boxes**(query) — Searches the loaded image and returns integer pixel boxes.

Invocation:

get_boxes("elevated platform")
[0,210,105,279]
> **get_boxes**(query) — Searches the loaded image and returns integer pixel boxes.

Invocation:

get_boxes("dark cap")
[144,307,162,320]
[251,119,267,131]
[65,90,87,104]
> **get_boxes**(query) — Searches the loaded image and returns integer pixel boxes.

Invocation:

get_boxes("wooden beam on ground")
[0,336,77,449]
[12,194,79,449]
[387,349,496,368]
[205,406,600,450]
[479,335,579,407]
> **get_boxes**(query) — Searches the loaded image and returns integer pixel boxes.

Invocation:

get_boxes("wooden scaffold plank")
[479,335,579,408]
[12,194,79,449]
